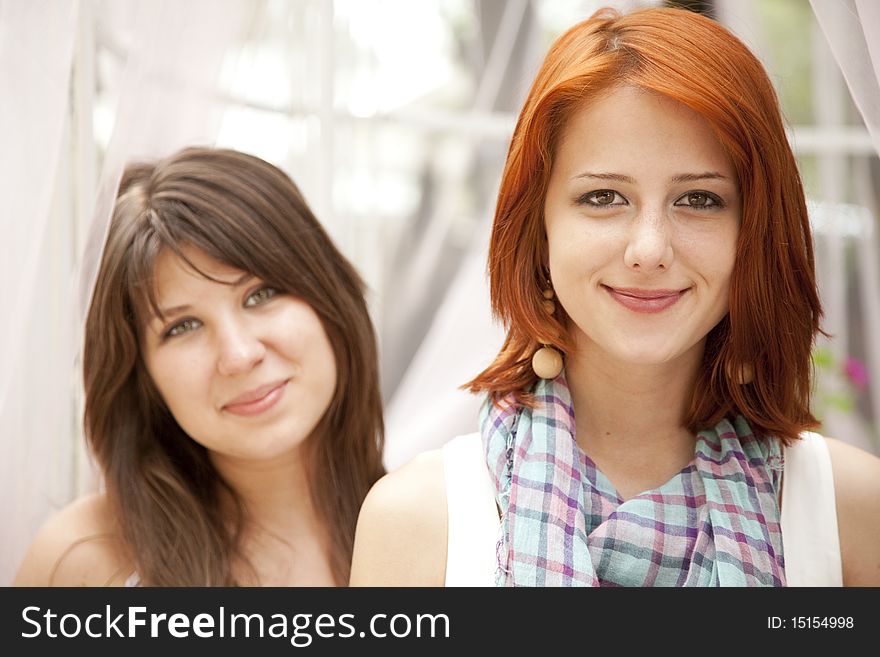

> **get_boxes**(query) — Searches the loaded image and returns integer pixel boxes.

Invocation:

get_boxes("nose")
[215,318,265,377]
[623,208,673,271]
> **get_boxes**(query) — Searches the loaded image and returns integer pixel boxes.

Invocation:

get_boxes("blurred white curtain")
[381,0,540,469]
[0,0,249,584]
[383,242,504,470]
[809,0,880,450]
[0,0,79,586]
[809,0,880,157]
[80,0,250,321]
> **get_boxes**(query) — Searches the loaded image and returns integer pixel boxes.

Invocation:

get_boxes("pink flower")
[844,357,869,390]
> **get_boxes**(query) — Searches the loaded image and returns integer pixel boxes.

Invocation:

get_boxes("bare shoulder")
[824,437,880,585]
[350,448,447,586]
[12,492,131,587]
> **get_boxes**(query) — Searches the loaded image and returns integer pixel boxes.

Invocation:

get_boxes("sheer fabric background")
[808,0,880,450]
[0,0,250,584]
[1,0,878,584]
[0,0,79,585]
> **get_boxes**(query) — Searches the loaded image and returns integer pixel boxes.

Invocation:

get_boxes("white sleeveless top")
[442,431,842,586]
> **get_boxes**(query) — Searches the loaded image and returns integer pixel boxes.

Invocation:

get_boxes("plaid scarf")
[480,372,786,586]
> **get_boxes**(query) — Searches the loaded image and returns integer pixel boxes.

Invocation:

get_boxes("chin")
[608,343,687,367]
[221,423,314,461]
[243,438,309,462]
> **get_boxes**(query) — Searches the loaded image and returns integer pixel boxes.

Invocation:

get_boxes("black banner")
[1,587,875,654]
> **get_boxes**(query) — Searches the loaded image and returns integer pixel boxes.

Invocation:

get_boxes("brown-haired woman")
[14,147,384,586]
[350,7,880,586]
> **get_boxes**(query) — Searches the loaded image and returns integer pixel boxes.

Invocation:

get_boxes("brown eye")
[580,189,626,207]
[688,192,709,207]
[674,191,723,209]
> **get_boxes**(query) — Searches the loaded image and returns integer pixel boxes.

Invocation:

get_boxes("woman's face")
[544,84,741,368]
[141,245,337,462]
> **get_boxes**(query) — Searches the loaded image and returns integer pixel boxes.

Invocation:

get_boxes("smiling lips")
[604,286,688,313]
[222,380,289,416]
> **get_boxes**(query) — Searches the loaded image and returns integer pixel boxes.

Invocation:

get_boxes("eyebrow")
[156,272,254,318]
[572,171,730,184]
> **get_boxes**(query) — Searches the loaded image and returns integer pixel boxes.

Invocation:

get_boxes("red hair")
[466,7,823,444]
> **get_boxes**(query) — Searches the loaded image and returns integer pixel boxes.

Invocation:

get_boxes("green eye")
[245,287,278,307]
[165,318,200,339]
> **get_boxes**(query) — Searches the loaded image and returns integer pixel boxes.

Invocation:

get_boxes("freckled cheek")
[702,259,736,316]
[712,242,737,280]
[549,235,608,286]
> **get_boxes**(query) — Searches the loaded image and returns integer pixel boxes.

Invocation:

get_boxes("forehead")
[555,84,734,176]
[152,245,244,291]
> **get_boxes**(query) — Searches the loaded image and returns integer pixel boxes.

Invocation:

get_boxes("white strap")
[780,432,843,586]
[442,433,499,586]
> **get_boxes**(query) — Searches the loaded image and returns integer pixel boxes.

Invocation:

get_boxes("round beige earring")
[532,283,563,379]
[532,345,563,379]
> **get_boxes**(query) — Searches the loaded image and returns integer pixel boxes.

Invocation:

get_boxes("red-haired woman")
[351,7,880,586]
[14,148,384,586]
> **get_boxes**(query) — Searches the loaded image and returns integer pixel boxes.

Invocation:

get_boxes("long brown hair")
[83,147,385,585]
[467,7,823,444]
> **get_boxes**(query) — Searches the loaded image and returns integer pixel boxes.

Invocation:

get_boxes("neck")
[209,445,322,539]
[210,445,337,585]
[564,334,704,458]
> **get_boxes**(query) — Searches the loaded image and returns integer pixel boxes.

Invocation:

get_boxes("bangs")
[124,209,262,330]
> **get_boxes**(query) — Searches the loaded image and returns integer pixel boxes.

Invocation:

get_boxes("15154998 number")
[767,616,854,629]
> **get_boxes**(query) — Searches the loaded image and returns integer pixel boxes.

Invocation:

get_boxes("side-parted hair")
[83,147,385,585]
[467,7,823,444]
